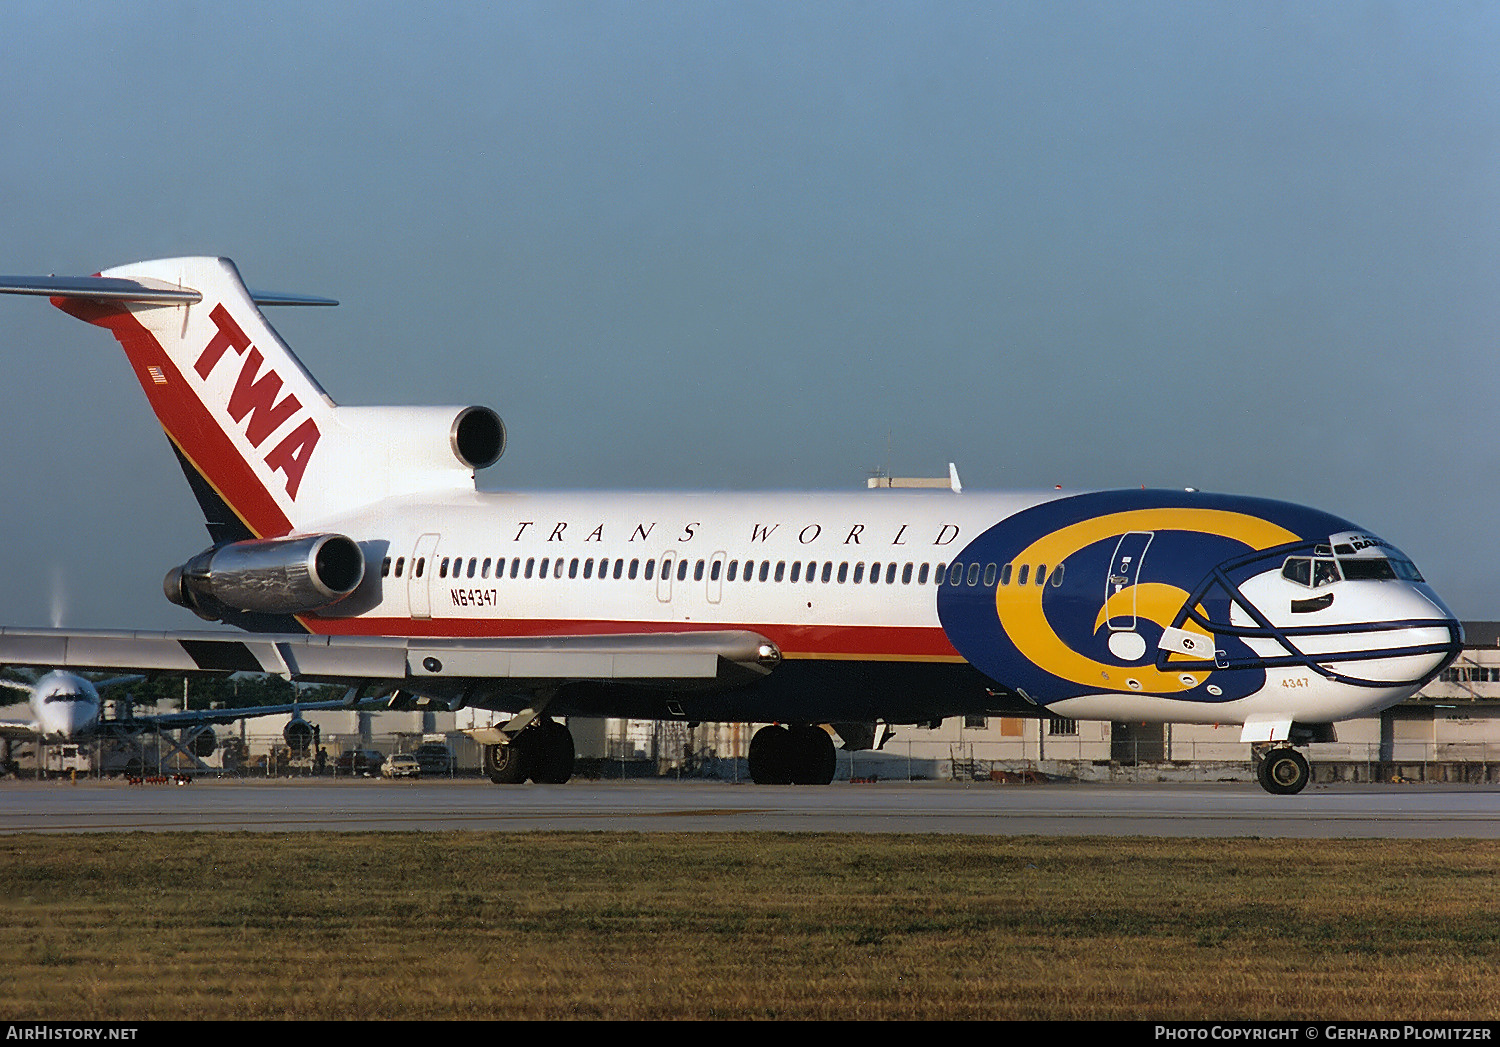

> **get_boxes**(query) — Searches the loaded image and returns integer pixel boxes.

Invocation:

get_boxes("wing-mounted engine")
[283,717,315,754]
[164,534,365,621]
[189,726,217,758]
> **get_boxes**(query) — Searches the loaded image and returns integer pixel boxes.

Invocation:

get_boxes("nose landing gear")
[1254,745,1311,795]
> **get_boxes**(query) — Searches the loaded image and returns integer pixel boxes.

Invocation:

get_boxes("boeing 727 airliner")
[0,257,1463,793]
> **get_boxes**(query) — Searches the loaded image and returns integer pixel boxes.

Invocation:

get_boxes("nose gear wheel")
[1256,746,1310,795]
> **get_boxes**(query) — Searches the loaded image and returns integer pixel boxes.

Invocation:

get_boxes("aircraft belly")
[547,658,998,725]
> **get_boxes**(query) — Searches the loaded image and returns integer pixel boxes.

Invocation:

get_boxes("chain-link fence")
[16,729,1500,785]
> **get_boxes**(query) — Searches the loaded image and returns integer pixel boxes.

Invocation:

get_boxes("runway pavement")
[3,777,1500,836]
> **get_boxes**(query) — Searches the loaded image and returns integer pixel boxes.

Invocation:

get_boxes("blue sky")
[1,1,1498,627]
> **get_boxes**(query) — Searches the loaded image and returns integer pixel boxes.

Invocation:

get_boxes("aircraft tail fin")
[1,257,503,539]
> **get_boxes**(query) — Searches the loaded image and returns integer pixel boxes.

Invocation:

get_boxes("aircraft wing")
[0,718,37,740]
[125,695,385,729]
[95,675,146,691]
[0,627,782,690]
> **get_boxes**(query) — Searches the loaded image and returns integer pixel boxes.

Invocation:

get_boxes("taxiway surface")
[2,778,1499,836]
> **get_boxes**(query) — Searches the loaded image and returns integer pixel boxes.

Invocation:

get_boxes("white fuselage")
[316,488,1036,647]
[293,486,1459,729]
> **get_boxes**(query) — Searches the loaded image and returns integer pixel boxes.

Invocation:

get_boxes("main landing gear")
[484,719,574,785]
[747,723,836,785]
[1254,745,1311,795]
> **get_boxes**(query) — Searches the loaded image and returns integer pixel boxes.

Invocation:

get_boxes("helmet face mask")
[1172,537,1460,691]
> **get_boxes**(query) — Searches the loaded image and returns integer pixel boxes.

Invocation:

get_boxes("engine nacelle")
[283,717,316,754]
[165,534,365,621]
[333,403,506,479]
[189,727,217,758]
[450,405,506,470]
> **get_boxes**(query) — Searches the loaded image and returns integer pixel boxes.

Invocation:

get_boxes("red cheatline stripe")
[302,615,963,660]
[53,297,293,539]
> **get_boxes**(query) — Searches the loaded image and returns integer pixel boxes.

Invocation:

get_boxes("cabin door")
[410,533,441,619]
[1104,532,1153,631]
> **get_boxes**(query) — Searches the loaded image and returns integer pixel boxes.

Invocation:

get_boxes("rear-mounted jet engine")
[164,533,365,620]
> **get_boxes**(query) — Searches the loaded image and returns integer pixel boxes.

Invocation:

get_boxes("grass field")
[2,833,1498,1020]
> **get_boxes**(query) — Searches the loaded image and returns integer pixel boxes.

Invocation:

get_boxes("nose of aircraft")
[1316,584,1460,688]
[1231,564,1463,697]
[33,674,102,739]
[62,698,99,737]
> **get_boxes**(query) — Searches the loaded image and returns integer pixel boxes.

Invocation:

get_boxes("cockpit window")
[1281,557,1311,586]
[1281,556,1342,587]
[1340,558,1395,581]
[1340,557,1424,582]
[1392,558,1424,582]
[1284,553,1424,586]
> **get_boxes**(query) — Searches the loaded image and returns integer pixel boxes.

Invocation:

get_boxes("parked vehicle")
[413,742,455,776]
[334,749,384,777]
[381,753,421,779]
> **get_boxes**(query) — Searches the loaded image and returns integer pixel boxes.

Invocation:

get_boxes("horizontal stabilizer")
[0,274,336,307]
[244,288,340,307]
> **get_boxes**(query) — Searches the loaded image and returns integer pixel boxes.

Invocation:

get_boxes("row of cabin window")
[380,553,1063,589]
